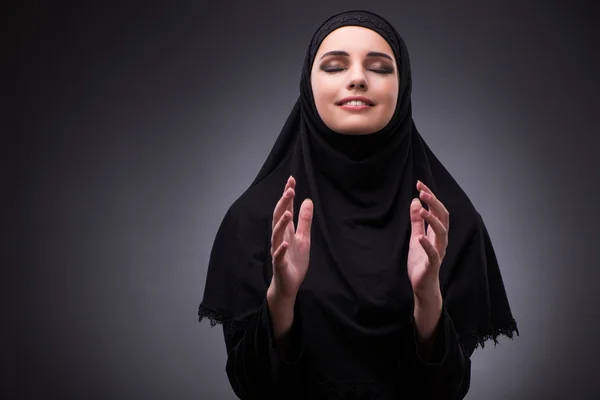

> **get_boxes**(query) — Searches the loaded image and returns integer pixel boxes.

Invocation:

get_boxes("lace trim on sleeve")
[459,319,519,350]
[198,304,238,332]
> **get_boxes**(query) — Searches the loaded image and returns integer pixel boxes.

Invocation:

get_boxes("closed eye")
[321,67,394,74]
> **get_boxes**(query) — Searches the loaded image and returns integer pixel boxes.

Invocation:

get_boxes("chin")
[334,125,379,135]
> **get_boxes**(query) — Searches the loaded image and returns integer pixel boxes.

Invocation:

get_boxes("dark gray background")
[9,0,600,399]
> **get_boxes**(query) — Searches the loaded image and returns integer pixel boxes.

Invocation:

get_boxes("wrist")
[267,283,297,307]
[413,281,442,306]
[267,284,296,340]
[413,290,443,344]
[267,284,297,322]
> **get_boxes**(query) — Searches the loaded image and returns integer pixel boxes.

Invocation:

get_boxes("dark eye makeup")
[320,64,395,74]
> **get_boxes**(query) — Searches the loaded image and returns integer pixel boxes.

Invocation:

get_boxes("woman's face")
[311,26,399,135]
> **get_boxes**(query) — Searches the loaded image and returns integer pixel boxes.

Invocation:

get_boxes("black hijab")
[199,9,517,358]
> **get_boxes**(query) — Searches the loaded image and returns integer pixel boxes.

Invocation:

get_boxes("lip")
[338,104,371,111]
[336,96,375,106]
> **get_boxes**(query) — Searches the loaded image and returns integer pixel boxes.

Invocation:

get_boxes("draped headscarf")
[199,9,518,362]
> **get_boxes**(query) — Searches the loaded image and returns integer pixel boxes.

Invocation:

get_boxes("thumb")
[295,198,314,240]
[410,198,425,238]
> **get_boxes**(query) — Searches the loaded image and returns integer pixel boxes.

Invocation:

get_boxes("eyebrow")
[319,50,394,62]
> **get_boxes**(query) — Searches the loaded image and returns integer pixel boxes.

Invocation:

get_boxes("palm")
[407,225,436,290]
[407,182,450,296]
[270,176,313,298]
[281,219,310,291]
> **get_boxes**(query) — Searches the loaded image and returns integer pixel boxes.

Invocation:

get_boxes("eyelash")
[322,67,393,75]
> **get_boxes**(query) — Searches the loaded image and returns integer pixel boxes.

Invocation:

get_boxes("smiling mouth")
[338,102,374,111]
[337,100,374,107]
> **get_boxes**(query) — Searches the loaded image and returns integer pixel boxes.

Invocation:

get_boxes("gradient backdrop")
[10,1,600,399]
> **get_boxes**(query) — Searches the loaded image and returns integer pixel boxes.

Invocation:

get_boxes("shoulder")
[429,160,482,241]
[226,165,290,232]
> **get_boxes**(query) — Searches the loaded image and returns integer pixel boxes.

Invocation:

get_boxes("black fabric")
[198,9,518,399]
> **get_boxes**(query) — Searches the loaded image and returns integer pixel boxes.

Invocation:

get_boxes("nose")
[347,66,368,91]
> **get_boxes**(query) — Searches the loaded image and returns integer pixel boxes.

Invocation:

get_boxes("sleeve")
[400,303,476,400]
[223,296,304,400]
[198,206,305,400]
[399,211,518,399]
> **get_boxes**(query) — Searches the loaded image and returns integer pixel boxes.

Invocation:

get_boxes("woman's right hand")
[268,175,314,300]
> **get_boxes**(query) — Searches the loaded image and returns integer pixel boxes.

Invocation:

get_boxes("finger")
[418,189,449,228]
[418,235,441,268]
[416,180,433,195]
[410,198,425,238]
[272,187,295,230]
[288,176,295,215]
[283,175,296,196]
[272,241,289,272]
[271,210,292,256]
[419,208,448,253]
[280,176,295,219]
[295,198,314,240]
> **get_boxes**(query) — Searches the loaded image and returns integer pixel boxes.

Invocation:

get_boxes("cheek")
[314,77,337,101]
[382,81,399,111]
[312,77,338,114]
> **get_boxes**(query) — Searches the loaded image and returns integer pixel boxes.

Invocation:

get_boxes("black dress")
[199,10,518,400]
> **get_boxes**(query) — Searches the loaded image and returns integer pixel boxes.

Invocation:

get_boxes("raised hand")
[407,180,450,300]
[269,175,314,300]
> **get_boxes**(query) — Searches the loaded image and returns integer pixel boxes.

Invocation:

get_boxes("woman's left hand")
[407,180,450,300]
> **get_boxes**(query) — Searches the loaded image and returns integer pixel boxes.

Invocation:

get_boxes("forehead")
[315,26,394,58]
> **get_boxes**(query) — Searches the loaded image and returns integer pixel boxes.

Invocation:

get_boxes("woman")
[198,9,518,400]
